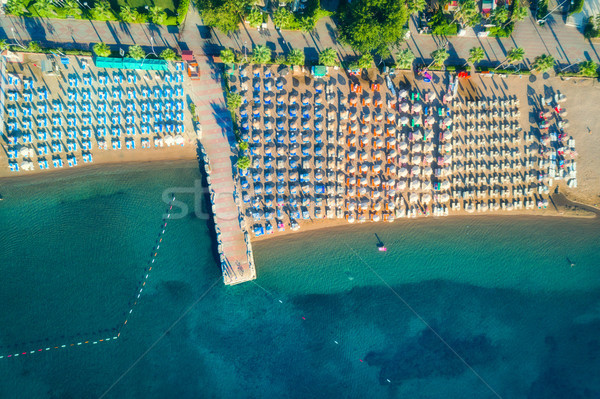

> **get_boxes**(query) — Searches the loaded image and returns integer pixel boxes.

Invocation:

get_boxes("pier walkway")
[189,57,256,285]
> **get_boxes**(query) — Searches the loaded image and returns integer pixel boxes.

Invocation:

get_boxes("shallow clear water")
[0,162,599,398]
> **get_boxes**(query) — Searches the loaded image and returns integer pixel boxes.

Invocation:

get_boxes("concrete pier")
[191,57,256,285]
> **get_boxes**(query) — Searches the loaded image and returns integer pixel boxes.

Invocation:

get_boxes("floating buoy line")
[0,195,177,360]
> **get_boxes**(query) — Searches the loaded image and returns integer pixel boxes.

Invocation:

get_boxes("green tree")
[491,7,510,26]
[531,54,555,72]
[429,48,449,68]
[6,0,28,16]
[237,155,251,169]
[128,44,146,60]
[467,46,485,66]
[273,7,294,28]
[578,60,598,76]
[318,48,338,66]
[286,49,305,66]
[506,47,525,65]
[93,42,111,57]
[252,45,272,64]
[35,0,57,16]
[511,0,528,22]
[26,41,42,53]
[238,141,249,151]
[92,0,115,20]
[0,40,9,51]
[227,92,242,111]
[119,5,141,22]
[453,0,480,27]
[395,49,415,69]
[160,48,177,61]
[246,7,263,28]
[149,6,167,24]
[220,48,236,63]
[199,0,253,34]
[298,16,317,32]
[338,0,409,56]
[62,0,82,17]
[407,0,426,14]
[355,54,374,69]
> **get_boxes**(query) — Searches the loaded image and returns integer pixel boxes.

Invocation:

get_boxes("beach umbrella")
[21,161,34,170]
[358,213,367,222]
[387,137,396,148]
[374,137,383,149]
[348,201,356,211]
[363,96,372,105]
[175,135,185,145]
[359,186,368,196]
[164,135,175,146]
[360,151,368,161]
[426,115,435,125]
[374,112,383,122]
[440,180,451,190]
[387,201,396,210]
[423,129,434,141]
[341,110,349,120]
[347,164,356,174]
[348,176,357,186]
[348,213,356,223]
[372,213,381,222]
[363,113,371,124]
[348,150,357,159]
[348,187,357,197]
[443,154,453,164]
[315,95,323,105]
[373,163,382,173]
[350,113,358,121]
[409,193,419,203]
[422,180,432,190]
[422,193,432,204]
[315,82,323,92]
[373,202,382,211]
[412,130,423,141]
[372,190,381,199]
[424,153,434,164]
[315,120,323,130]
[411,166,421,176]
[398,167,409,177]
[423,142,433,154]
[372,175,381,186]
[397,180,407,190]
[264,119,272,129]
[399,154,409,164]
[253,120,261,130]
[412,143,422,153]
[361,124,369,134]
[439,193,450,202]
[398,89,408,99]
[444,143,453,153]
[442,130,453,140]
[423,166,433,176]
[399,116,409,126]
[349,95,358,105]
[387,113,396,123]
[398,141,408,151]
[443,117,452,126]
[410,179,421,190]
[360,164,369,174]
[327,159,336,169]
[412,103,422,113]
[400,102,409,112]
[387,126,397,136]
[358,135,367,147]
[289,94,298,104]
[372,150,383,160]
[386,164,397,175]
[388,148,398,159]
[20,147,34,157]
[373,125,382,136]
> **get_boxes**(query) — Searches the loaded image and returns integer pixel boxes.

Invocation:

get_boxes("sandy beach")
[230,65,600,241]
[0,53,197,179]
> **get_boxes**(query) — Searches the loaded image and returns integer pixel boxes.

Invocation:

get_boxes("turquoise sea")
[0,161,599,399]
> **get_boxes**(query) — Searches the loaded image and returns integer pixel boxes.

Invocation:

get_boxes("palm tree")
[128,44,146,60]
[0,39,9,51]
[511,0,528,23]
[62,0,82,17]
[429,48,449,68]
[252,45,272,64]
[220,48,236,64]
[93,42,111,57]
[531,54,555,72]
[407,0,426,15]
[160,48,177,61]
[318,48,338,67]
[578,60,598,77]
[452,0,481,27]
[119,5,138,23]
[395,49,415,69]
[92,0,114,20]
[286,49,305,66]
[467,47,485,67]
[35,0,57,16]
[149,6,166,24]
[496,47,525,70]
[6,0,29,16]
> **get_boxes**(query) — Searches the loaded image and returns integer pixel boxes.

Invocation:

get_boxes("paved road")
[1,6,599,67]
